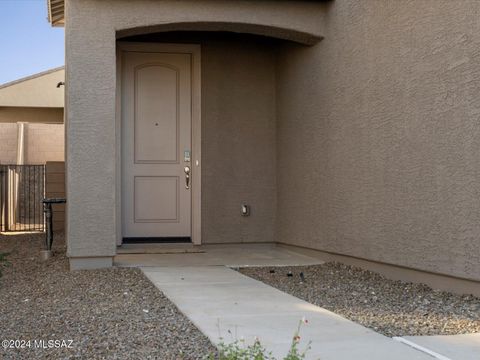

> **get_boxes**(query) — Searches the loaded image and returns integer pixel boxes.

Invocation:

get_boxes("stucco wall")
[0,123,17,164]
[26,123,65,164]
[276,0,480,281]
[45,161,66,231]
[0,107,63,124]
[201,38,277,243]
[66,0,480,280]
[0,68,64,108]
[0,122,64,164]
[65,0,323,259]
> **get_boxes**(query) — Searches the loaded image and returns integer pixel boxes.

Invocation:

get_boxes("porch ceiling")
[117,22,322,45]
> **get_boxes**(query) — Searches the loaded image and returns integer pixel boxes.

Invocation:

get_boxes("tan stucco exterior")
[200,36,277,244]
[45,161,66,231]
[64,0,323,266]
[0,122,64,164]
[276,0,480,282]
[63,0,480,288]
[0,107,63,124]
[0,68,65,164]
[0,67,64,108]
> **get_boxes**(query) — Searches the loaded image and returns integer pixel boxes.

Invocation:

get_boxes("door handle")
[184,166,190,189]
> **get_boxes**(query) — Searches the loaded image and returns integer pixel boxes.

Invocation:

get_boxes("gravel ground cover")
[239,263,480,337]
[0,232,216,360]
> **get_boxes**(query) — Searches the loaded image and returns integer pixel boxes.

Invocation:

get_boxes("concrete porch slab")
[117,243,205,254]
[142,266,432,360]
[115,243,323,267]
[402,333,480,360]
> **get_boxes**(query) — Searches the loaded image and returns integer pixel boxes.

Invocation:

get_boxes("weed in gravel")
[206,318,313,360]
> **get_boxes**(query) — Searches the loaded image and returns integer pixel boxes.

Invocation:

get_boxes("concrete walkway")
[116,243,323,267]
[143,266,432,360]
[400,333,480,360]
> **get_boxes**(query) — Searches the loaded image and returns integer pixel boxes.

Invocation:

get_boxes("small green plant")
[284,318,311,360]
[0,252,8,278]
[209,337,274,360]
[206,318,313,360]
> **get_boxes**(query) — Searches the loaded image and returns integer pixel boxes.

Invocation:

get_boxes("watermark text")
[2,339,74,350]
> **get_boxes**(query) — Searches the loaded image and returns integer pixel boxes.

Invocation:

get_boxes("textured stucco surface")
[200,38,277,243]
[45,161,66,231]
[0,122,64,164]
[276,0,480,281]
[66,0,480,281]
[0,68,64,108]
[0,107,63,124]
[65,0,323,258]
[26,123,64,164]
[0,123,17,164]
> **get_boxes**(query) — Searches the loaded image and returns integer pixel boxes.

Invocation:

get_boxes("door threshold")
[117,241,202,255]
[123,237,192,244]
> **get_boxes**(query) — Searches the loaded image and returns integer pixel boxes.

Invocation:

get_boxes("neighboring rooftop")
[0,67,65,108]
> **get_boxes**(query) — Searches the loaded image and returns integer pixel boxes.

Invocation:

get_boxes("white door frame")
[117,42,202,245]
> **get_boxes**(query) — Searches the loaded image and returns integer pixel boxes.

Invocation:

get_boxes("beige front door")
[122,51,192,239]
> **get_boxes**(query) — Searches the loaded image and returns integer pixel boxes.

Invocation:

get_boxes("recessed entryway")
[119,43,201,245]
[116,32,286,249]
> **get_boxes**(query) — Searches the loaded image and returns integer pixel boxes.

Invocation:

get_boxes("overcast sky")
[0,0,64,85]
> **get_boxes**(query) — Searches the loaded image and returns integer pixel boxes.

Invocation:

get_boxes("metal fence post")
[41,198,66,260]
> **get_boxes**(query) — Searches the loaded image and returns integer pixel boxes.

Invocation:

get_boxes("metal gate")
[0,165,45,232]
